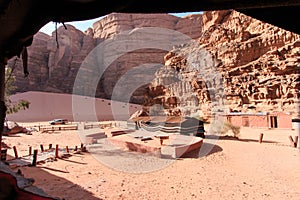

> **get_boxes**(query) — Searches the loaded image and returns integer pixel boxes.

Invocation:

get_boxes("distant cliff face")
[10,13,202,103]
[92,13,202,39]
[10,11,300,117]
[144,10,300,117]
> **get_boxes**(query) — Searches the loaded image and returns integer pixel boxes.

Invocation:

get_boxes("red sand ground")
[3,91,300,199]
[2,124,300,200]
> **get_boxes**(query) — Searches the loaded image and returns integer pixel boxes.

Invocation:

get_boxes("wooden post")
[66,146,69,154]
[81,143,87,152]
[13,146,18,158]
[40,144,44,152]
[32,149,38,166]
[258,133,264,143]
[0,101,5,152]
[49,144,52,149]
[296,100,300,148]
[55,144,59,158]
[0,59,6,151]
[29,146,32,155]
[1,148,7,161]
[289,136,295,147]
[294,136,299,148]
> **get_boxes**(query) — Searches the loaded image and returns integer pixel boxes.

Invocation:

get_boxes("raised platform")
[108,130,203,158]
[85,131,107,144]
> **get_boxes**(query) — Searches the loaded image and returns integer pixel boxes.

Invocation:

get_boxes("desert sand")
[7,91,141,122]
[2,122,300,200]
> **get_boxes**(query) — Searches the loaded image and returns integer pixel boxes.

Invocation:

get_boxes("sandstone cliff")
[11,32,51,91]
[10,11,300,117]
[144,10,300,117]
[10,13,202,103]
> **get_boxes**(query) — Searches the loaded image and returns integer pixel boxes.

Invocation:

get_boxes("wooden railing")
[40,124,78,132]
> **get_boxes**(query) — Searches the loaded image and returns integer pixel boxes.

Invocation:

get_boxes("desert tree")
[5,66,30,114]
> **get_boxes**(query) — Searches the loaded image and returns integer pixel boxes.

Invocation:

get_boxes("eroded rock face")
[10,32,51,92]
[93,13,178,38]
[144,10,300,117]
[46,25,88,93]
[91,13,202,102]
[10,13,202,103]
[10,11,299,117]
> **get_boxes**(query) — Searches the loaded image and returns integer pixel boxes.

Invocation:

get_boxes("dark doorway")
[242,117,249,127]
[227,116,232,123]
[270,116,278,128]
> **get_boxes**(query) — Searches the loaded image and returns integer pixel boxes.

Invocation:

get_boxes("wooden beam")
[0,58,6,151]
[258,133,264,143]
[55,144,59,158]
[32,149,38,166]
[13,146,18,158]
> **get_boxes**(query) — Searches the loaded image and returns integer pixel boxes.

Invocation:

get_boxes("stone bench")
[111,129,135,137]
[85,132,107,144]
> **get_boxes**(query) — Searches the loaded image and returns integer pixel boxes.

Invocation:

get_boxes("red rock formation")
[9,11,299,117]
[10,13,202,103]
[145,10,300,118]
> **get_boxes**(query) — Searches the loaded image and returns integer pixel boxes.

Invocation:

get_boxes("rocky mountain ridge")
[10,13,202,102]
[9,11,300,118]
[143,10,300,118]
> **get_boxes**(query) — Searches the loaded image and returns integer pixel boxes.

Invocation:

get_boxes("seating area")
[110,129,135,137]
[85,131,107,144]
[83,118,205,158]
[107,128,203,158]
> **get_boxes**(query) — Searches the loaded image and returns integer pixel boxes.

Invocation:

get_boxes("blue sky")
[39,12,202,35]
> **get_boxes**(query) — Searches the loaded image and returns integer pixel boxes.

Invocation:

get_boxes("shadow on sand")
[1,154,103,200]
[91,139,223,159]
[1,141,11,149]
[214,135,279,144]
[175,142,223,159]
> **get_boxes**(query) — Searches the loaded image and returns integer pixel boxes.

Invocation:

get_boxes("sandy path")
[2,123,300,200]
